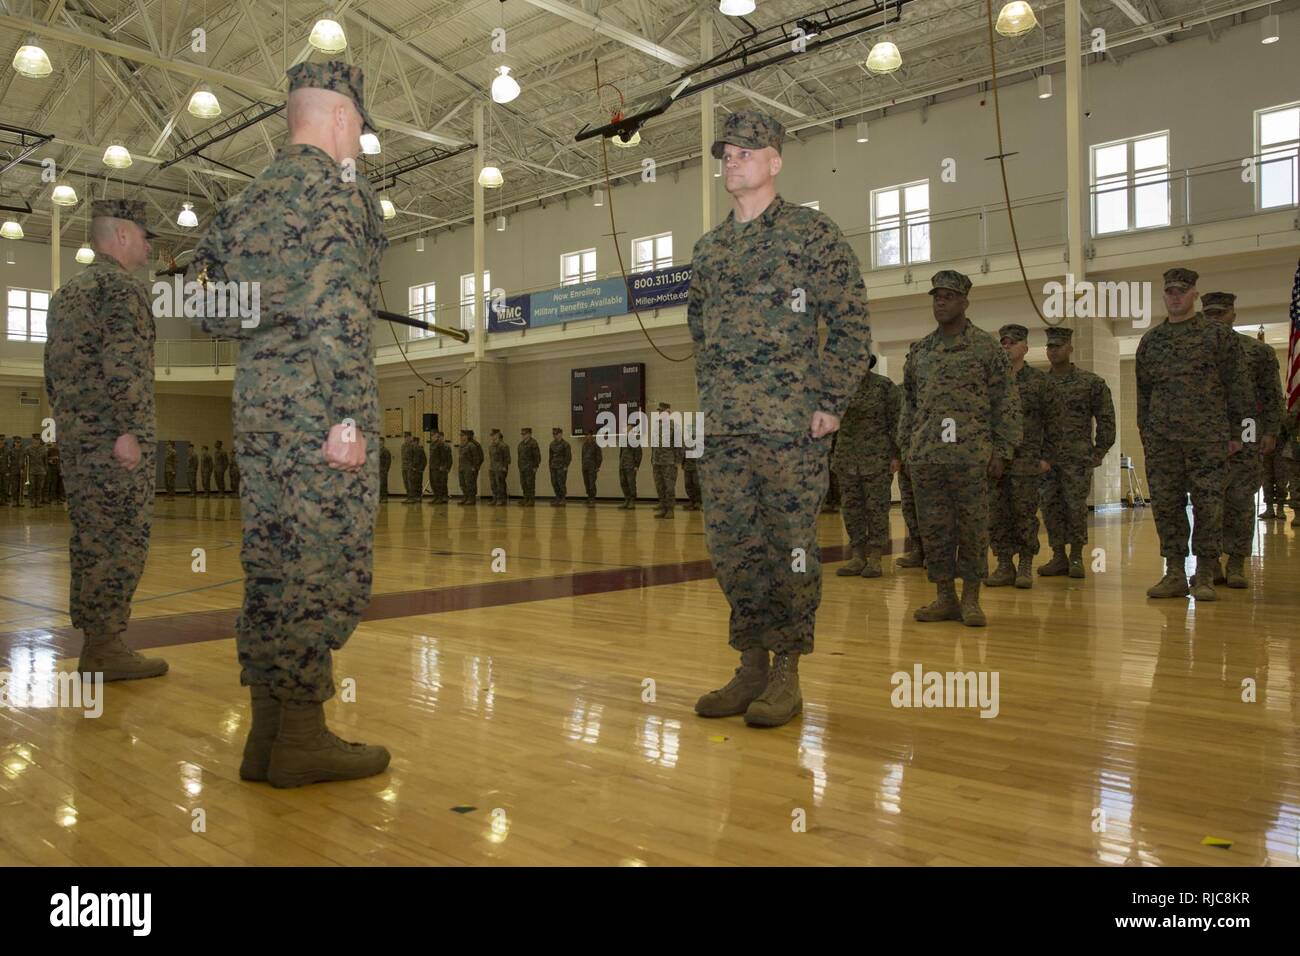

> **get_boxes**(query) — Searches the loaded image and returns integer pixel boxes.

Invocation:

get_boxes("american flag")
[1289,258,1300,422]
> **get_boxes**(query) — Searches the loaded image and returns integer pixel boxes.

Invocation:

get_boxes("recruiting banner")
[626,264,693,311]
[487,293,531,332]
[530,277,628,328]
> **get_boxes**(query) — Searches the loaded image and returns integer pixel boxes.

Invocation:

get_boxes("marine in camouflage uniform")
[1136,268,1253,601]
[488,429,511,505]
[185,443,198,494]
[682,454,702,510]
[581,433,602,506]
[548,428,572,505]
[517,428,541,506]
[689,111,872,728]
[822,437,841,514]
[7,437,21,504]
[213,439,229,495]
[894,461,924,567]
[832,354,901,579]
[985,325,1053,589]
[429,431,453,502]
[200,445,213,495]
[186,61,390,786]
[0,434,8,505]
[1259,418,1289,520]
[1203,292,1283,588]
[45,441,62,503]
[229,455,240,497]
[899,271,1021,627]
[163,440,177,496]
[26,434,47,507]
[411,437,427,500]
[458,429,484,505]
[1037,326,1116,580]
[650,403,683,518]
[378,437,391,499]
[618,441,642,508]
[399,433,416,502]
[44,198,168,681]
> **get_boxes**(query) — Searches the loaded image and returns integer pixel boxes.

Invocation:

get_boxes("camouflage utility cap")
[1162,267,1198,290]
[711,110,785,159]
[287,61,377,134]
[1045,327,1073,346]
[999,324,1029,342]
[929,270,972,296]
[1201,291,1236,313]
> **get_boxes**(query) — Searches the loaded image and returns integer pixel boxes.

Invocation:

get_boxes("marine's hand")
[810,411,840,438]
[890,458,901,474]
[1227,439,1243,456]
[1260,435,1277,455]
[1039,459,1051,474]
[987,455,1006,480]
[323,423,366,472]
[113,433,142,471]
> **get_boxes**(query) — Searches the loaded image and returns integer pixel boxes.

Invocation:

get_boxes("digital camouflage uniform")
[489,435,511,504]
[548,434,571,503]
[186,69,387,703]
[1201,292,1283,574]
[459,436,484,504]
[411,440,427,499]
[682,455,701,510]
[45,443,62,502]
[618,443,642,507]
[688,140,871,657]
[7,438,21,504]
[832,365,901,566]
[44,200,157,656]
[1039,327,1116,567]
[229,456,240,496]
[378,440,391,499]
[429,437,453,502]
[581,436,602,505]
[200,447,213,494]
[517,433,541,504]
[1135,270,1252,584]
[1260,418,1289,517]
[650,412,684,516]
[900,274,1021,610]
[213,442,229,494]
[26,439,46,506]
[163,443,177,495]
[0,436,8,504]
[185,445,198,494]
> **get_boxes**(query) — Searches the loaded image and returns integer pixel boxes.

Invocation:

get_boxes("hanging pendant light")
[75,244,95,264]
[416,236,425,252]
[1261,14,1280,44]
[719,0,755,16]
[855,121,869,143]
[13,38,52,79]
[51,183,78,206]
[496,215,507,232]
[478,164,504,188]
[188,85,221,118]
[177,202,199,228]
[865,41,902,75]
[1,220,23,240]
[1037,73,1053,99]
[360,132,381,155]
[102,141,132,168]
[593,189,604,207]
[379,195,397,219]
[309,13,347,53]
[491,66,520,104]
[995,2,1039,38]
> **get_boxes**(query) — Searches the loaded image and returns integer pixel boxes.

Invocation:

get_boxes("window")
[801,200,820,210]
[870,181,930,268]
[459,271,491,330]
[561,249,597,286]
[1090,131,1170,235]
[631,232,672,272]
[408,282,436,339]
[7,287,49,342]
[1256,103,1299,210]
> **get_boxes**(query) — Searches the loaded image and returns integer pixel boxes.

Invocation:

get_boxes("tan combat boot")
[960,579,987,627]
[1210,557,1227,586]
[78,634,169,682]
[1038,549,1069,576]
[836,545,866,576]
[266,701,391,788]
[744,652,803,727]
[1014,553,1034,589]
[1191,558,1218,602]
[1068,544,1086,579]
[860,548,883,578]
[239,685,280,782]
[914,579,962,622]
[695,648,770,718]
[1147,566,1189,598]
[985,553,1015,587]
[895,547,925,569]
[1224,555,1248,589]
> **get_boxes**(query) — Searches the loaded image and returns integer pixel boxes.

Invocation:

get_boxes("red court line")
[0,542,877,659]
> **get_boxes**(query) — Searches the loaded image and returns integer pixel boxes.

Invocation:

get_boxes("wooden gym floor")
[0,493,1297,866]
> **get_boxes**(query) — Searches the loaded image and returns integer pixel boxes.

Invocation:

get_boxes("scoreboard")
[571,363,646,436]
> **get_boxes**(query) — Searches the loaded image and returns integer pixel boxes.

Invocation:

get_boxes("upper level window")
[870,181,930,268]
[562,249,597,285]
[459,271,491,330]
[1257,103,1299,210]
[7,287,49,341]
[1091,131,1170,235]
[408,282,435,339]
[631,232,672,272]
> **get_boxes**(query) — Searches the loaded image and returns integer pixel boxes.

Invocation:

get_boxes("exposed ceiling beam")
[1108,0,1170,45]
